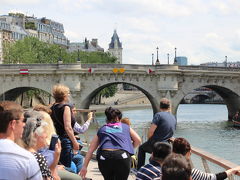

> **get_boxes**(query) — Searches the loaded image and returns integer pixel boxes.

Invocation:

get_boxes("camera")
[49,134,59,151]
[79,144,83,151]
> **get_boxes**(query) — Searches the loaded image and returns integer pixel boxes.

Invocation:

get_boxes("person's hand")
[53,140,61,162]
[79,166,87,178]
[73,142,79,154]
[88,112,94,121]
[54,140,61,156]
[57,165,65,170]
[226,166,240,176]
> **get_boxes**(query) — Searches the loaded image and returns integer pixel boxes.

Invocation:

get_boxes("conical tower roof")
[109,29,122,49]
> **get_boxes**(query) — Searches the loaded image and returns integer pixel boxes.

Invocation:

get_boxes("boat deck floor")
[87,159,136,180]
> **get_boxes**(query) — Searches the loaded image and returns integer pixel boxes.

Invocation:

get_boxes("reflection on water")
[92,104,240,165]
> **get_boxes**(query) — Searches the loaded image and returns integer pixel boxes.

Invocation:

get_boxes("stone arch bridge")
[1,63,240,120]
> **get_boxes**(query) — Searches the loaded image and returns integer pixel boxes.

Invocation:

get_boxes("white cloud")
[212,1,230,14]
[124,17,159,33]
[1,0,40,5]
[205,33,220,40]
[1,0,240,65]
[65,30,82,41]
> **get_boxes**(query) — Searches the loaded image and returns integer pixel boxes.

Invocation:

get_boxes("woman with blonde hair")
[50,84,93,171]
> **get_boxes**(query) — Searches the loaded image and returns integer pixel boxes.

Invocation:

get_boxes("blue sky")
[1,0,240,65]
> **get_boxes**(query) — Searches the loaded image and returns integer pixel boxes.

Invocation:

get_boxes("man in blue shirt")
[137,98,176,170]
[136,142,172,180]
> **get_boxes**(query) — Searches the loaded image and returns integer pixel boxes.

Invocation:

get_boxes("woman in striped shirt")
[172,138,240,180]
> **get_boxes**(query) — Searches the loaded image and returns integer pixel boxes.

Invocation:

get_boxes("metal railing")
[75,111,240,180]
[135,127,240,180]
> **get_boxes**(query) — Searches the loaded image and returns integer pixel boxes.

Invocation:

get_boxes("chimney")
[91,39,98,47]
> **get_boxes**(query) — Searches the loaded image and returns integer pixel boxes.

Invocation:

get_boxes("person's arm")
[73,112,93,134]
[79,135,99,179]
[63,106,79,151]
[191,168,216,180]
[147,123,157,139]
[130,127,141,148]
[223,166,240,179]
[49,141,61,180]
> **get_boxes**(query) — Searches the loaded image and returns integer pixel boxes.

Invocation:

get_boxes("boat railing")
[135,127,240,180]
[75,111,240,180]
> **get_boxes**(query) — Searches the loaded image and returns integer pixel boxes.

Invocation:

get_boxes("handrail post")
[201,157,211,173]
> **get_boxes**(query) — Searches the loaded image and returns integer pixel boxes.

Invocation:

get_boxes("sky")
[1,0,240,65]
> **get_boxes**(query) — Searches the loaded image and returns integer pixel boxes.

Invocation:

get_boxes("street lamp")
[77,44,80,63]
[152,53,154,65]
[225,56,228,67]
[167,53,169,64]
[174,47,177,64]
[155,47,160,65]
[58,48,62,63]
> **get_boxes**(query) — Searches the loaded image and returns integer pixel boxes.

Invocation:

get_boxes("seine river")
[94,104,240,165]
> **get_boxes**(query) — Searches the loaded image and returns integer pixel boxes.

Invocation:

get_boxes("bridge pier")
[1,63,240,123]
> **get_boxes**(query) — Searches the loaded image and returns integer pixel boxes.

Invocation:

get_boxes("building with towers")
[108,29,122,64]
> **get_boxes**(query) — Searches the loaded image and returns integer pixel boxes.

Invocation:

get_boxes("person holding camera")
[21,113,61,180]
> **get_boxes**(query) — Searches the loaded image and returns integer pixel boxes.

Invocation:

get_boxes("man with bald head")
[137,98,176,170]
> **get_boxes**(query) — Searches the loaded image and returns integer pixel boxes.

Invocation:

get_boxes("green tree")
[3,37,118,105]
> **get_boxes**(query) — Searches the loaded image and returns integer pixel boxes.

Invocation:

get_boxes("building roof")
[109,29,122,49]
[10,24,27,35]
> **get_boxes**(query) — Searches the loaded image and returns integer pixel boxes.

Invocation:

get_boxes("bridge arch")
[78,81,159,113]
[0,86,52,106]
[172,84,240,120]
[190,94,211,104]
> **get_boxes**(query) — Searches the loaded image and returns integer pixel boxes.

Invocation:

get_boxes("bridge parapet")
[0,63,240,119]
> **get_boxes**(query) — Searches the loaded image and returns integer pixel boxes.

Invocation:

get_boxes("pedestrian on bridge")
[137,98,176,170]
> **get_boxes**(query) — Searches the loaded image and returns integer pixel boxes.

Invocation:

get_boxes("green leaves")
[3,37,117,64]
[3,37,119,105]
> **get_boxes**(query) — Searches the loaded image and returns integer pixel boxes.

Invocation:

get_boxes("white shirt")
[0,139,43,180]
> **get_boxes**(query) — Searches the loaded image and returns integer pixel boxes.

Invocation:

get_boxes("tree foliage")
[3,37,117,64]
[3,37,118,105]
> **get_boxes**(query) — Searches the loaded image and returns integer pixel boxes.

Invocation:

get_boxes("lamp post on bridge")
[77,44,81,63]
[152,53,154,65]
[58,48,62,64]
[167,53,169,64]
[225,56,228,68]
[174,47,177,64]
[155,47,160,65]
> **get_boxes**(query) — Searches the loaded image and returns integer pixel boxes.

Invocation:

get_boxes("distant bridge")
[0,63,240,119]
[182,90,223,104]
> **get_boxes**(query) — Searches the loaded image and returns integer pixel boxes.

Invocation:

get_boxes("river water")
[94,104,240,165]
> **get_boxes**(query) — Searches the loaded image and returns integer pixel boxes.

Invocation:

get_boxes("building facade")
[0,13,69,63]
[175,56,188,66]
[108,30,122,64]
[68,38,104,53]
[0,21,12,63]
[200,61,240,67]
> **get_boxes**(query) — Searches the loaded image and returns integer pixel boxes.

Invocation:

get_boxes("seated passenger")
[162,153,191,180]
[0,101,42,180]
[21,115,59,180]
[173,137,240,180]
[136,142,172,180]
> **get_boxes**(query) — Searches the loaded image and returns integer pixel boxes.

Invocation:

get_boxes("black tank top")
[51,103,76,137]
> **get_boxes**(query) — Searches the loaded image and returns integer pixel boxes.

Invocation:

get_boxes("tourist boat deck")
[76,110,240,180]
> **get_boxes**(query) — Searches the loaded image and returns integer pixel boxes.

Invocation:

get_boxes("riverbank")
[89,103,151,113]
